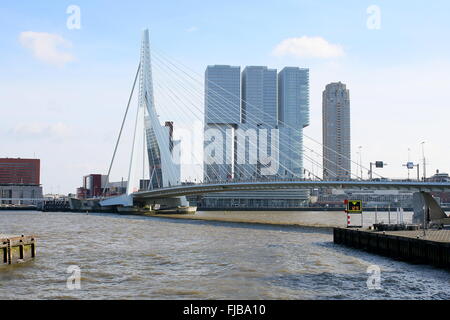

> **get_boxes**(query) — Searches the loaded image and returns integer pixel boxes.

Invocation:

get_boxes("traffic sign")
[347,200,363,213]
[375,161,384,168]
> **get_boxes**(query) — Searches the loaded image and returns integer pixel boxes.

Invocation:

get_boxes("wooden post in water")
[1,235,36,265]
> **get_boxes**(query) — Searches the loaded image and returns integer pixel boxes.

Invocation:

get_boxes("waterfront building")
[236,66,277,180]
[81,174,108,198]
[318,188,415,208]
[241,66,277,127]
[278,67,310,179]
[202,65,310,208]
[0,158,43,205]
[322,82,351,180]
[204,65,241,182]
[0,158,40,185]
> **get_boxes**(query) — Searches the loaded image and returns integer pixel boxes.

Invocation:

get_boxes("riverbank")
[0,206,37,211]
[152,213,336,232]
[147,210,351,230]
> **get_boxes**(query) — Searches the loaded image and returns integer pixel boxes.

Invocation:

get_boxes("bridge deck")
[133,180,450,199]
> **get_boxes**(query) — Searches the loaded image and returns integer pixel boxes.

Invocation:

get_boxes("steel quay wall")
[333,228,450,269]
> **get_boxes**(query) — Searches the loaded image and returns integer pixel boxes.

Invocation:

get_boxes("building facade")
[322,82,351,180]
[204,65,241,182]
[0,158,42,205]
[278,67,310,179]
[236,66,278,180]
[202,65,310,208]
[0,158,40,184]
[82,174,108,198]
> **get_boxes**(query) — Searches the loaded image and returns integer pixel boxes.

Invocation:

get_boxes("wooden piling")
[0,235,36,265]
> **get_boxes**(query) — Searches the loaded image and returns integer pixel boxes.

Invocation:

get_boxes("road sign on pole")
[347,200,363,213]
[346,200,363,228]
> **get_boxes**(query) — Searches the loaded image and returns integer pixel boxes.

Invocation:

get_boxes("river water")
[0,210,449,300]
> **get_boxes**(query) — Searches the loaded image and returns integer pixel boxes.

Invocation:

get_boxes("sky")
[1,0,450,194]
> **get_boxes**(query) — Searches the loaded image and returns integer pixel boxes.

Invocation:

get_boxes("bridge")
[99,29,450,213]
[132,180,450,200]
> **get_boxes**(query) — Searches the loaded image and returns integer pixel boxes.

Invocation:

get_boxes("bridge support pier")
[412,191,449,227]
[135,196,189,209]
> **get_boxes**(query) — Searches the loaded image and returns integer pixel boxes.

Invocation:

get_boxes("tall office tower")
[241,66,277,127]
[236,66,277,180]
[322,82,351,181]
[204,65,241,182]
[277,67,310,178]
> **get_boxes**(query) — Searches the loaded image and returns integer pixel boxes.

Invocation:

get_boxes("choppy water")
[0,211,449,300]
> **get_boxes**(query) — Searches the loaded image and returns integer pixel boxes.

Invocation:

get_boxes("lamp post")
[358,146,363,180]
[421,141,426,181]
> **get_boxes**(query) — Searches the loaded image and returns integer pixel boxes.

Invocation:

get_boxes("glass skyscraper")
[202,65,310,208]
[241,66,278,127]
[236,66,278,180]
[278,67,310,178]
[204,65,241,182]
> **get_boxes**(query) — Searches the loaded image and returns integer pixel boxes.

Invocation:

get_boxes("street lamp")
[421,141,427,181]
[358,146,363,180]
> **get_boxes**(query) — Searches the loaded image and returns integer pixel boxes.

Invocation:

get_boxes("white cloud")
[11,122,73,141]
[19,31,75,67]
[272,36,345,59]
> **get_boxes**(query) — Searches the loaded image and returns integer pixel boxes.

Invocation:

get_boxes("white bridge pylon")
[101,29,183,208]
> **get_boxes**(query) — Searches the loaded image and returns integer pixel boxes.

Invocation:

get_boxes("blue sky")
[1,1,450,194]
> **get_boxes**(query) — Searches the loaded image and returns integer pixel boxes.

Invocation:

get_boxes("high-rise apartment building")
[241,66,277,127]
[278,67,310,178]
[322,82,351,180]
[236,66,277,180]
[202,65,310,208]
[204,65,241,182]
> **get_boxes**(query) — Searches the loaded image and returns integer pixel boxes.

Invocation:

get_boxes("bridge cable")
[152,52,337,181]
[152,47,381,180]
[102,63,141,198]
[151,50,354,180]
[152,56,303,181]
